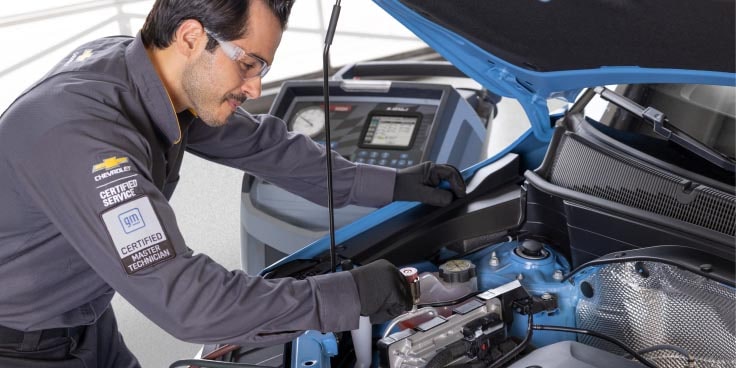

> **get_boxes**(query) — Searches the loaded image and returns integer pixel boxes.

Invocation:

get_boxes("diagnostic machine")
[241,76,489,272]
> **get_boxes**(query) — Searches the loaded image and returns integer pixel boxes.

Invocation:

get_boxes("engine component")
[460,315,505,362]
[515,239,549,260]
[439,259,477,283]
[418,261,478,309]
[401,267,421,305]
[474,241,575,347]
[575,261,736,368]
[378,281,527,368]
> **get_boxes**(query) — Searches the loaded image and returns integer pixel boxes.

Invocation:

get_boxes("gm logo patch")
[93,156,129,173]
[101,196,176,274]
[119,208,145,234]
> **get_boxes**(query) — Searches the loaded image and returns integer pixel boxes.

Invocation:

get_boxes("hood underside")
[375,0,736,140]
[398,0,735,74]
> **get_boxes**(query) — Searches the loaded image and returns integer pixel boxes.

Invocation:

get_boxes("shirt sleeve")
[10,116,362,346]
[185,109,397,208]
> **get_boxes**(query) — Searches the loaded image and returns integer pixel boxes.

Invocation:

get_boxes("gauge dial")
[291,105,325,137]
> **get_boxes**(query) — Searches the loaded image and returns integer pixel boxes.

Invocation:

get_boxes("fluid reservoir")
[395,260,479,328]
[418,259,478,306]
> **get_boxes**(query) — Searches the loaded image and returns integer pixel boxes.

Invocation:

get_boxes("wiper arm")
[592,86,735,173]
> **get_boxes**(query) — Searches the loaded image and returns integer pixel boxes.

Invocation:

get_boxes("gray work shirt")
[0,34,396,346]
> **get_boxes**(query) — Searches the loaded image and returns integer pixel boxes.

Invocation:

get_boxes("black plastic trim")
[343,154,523,265]
[531,125,735,240]
[264,154,523,275]
[525,170,733,248]
[531,126,566,179]
[354,185,524,266]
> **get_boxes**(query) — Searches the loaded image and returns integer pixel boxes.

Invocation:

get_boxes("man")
[0,0,466,366]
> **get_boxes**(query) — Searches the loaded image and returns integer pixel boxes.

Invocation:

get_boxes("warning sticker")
[101,196,176,274]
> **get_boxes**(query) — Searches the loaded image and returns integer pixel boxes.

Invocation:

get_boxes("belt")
[0,324,84,346]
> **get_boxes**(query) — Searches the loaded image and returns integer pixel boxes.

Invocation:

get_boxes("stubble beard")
[182,52,229,127]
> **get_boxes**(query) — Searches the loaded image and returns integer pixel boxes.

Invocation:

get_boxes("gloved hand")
[393,162,466,206]
[348,259,412,324]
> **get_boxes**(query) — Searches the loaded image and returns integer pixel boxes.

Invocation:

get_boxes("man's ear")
[173,19,206,57]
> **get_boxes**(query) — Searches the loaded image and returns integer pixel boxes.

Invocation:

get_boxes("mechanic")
[0,0,466,367]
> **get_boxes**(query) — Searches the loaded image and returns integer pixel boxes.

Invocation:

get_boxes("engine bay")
[173,0,735,365]
[189,85,735,368]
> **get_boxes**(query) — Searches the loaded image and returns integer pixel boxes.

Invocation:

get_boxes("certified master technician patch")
[101,196,176,274]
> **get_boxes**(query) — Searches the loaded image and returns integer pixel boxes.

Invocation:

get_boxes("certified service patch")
[101,196,176,274]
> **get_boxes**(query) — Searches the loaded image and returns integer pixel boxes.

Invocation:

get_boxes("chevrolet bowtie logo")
[76,49,94,62]
[92,156,129,173]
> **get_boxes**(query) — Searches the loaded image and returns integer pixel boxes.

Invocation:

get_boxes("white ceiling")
[0,0,426,111]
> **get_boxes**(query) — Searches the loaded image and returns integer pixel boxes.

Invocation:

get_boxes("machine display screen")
[360,113,420,149]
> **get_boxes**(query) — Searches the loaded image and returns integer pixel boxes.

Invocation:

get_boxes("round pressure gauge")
[291,105,325,137]
[439,259,477,283]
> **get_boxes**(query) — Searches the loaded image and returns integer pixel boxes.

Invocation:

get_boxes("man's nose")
[240,77,262,99]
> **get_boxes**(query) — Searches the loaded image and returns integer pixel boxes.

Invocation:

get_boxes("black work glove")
[348,259,412,324]
[393,162,466,206]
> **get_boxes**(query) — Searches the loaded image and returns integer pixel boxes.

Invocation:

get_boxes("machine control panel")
[284,97,437,168]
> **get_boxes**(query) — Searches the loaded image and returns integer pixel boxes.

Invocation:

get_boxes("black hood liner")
[400,0,735,73]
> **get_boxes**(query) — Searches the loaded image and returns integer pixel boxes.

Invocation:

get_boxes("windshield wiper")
[589,86,735,173]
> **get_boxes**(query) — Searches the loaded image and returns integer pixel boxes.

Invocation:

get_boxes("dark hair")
[141,0,294,50]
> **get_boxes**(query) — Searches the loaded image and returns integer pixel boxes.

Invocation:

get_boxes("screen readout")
[362,115,418,148]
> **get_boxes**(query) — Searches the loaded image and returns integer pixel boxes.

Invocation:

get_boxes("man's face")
[182,1,283,127]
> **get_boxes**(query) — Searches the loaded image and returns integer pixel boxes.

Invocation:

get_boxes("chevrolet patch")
[92,156,129,173]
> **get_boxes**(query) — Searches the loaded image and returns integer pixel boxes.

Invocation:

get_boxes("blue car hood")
[374,0,736,140]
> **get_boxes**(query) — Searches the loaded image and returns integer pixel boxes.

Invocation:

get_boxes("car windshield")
[581,84,735,184]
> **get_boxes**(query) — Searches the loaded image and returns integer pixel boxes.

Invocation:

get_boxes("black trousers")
[0,307,140,367]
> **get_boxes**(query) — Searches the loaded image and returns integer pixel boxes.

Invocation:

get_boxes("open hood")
[374,0,736,140]
[237,5,736,367]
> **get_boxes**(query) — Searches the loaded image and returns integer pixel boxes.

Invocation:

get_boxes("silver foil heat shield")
[576,261,736,368]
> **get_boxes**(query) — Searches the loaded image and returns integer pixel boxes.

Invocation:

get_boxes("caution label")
[101,196,175,274]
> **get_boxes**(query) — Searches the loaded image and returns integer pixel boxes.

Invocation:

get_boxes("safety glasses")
[204,28,271,80]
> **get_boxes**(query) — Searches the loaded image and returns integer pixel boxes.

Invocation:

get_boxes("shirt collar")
[124,33,182,146]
